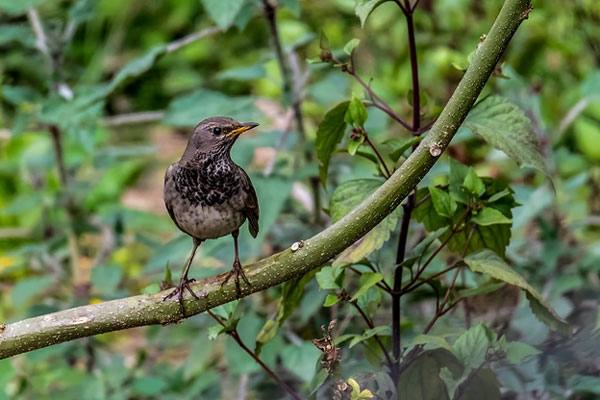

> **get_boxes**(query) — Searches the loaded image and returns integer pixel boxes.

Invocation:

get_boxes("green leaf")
[451,323,494,371]
[458,282,504,298]
[315,266,344,290]
[581,70,600,103]
[567,374,600,394]
[348,135,365,155]
[497,337,540,364]
[0,25,35,47]
[387,136,423,162]
[324,294,341,307]
[319,30,330,50]
[471,207,512,226]
[429,186,457,218]
[200,0,245,29]
[256,270,317,351]
[350,272,383,301]
[217,64,267,81]
[463,95,548,176]
[329,179,399,266]
[106,44,167,95]
[11,276,54,306]
[132,377,167,396]
[398,349,462,400]
[348,326,391,348]
[0,0,47,15]
[463,168,485,197]
[91,264,123,295]
[68,0,99,23]
[316,101,349,185]
[345,94,368,127]
[464,250,572,337]
[163,89,256,127]
[414,178,517,257]
[354,0,391,28]
[343,38,360,55]
[409,334,452,352]
[281,343,320,383]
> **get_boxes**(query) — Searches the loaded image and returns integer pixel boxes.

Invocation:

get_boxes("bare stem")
[165,27,220,53]
[348,299,395,369]
[207,311,301,400]
[364,135,392,178]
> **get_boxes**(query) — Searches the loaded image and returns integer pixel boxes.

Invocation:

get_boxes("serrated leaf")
[429,186,457,218]
[330,179,399,266]
[471,207,512,226]
[464,250,572,337]
[345,94,368,127]
[452,323,495,371]
[463,168,485,197]
[316,101,349,185]
[463,95,548,176]
[343,38,360,55]
[350,272,382,301]
[354,0,391,28]
[415,178,517,257]
[200,0,245,29]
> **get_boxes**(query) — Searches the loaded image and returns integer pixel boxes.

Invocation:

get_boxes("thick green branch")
[0,0,532,360]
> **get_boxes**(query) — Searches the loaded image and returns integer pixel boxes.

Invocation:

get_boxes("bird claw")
[222,260,250,298]
[163,277,199,317]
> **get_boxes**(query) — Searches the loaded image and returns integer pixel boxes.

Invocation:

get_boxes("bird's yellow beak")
[226,122,259,138]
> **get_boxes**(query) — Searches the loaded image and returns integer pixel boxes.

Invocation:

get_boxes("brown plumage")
[163,116,259,315]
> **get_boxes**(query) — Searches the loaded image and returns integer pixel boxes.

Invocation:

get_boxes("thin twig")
[349,300,395,369]
[364,135,392,178]
[103,111,165,126]
[27,8,50,58]
[207,311,301,400]
[165,27,221,53]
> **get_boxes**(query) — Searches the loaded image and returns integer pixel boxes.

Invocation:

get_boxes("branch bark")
[0,0,532,360]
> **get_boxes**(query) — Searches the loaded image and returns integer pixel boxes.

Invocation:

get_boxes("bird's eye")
[212,127,222,136]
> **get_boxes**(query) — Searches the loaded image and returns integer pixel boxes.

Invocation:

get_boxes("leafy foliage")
[1,0,599,398]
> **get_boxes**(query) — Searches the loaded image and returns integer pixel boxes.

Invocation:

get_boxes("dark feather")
[239,167,260,237]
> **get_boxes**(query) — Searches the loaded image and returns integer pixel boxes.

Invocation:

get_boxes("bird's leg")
[222,229,250,297]
[164,237,203,316]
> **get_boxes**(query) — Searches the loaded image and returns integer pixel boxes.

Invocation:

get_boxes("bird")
[163,116,260,315]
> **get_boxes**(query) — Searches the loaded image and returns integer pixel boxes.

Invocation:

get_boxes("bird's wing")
[239,168,259,238]
[164,163,187,234]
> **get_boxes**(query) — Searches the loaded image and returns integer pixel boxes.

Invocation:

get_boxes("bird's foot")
[222,260,250,298]
[163,277,199,317]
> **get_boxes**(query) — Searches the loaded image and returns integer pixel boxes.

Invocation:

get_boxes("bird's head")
[179,116,259,165]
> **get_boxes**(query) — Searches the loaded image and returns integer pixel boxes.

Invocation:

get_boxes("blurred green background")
[1,0,600,398]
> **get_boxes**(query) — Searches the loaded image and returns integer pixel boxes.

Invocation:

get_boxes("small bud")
[320,50,332,62]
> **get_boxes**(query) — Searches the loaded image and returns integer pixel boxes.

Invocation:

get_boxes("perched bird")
[163,116,260,315]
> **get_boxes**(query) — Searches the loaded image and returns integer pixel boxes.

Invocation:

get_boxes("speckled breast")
[163,160,248,240]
